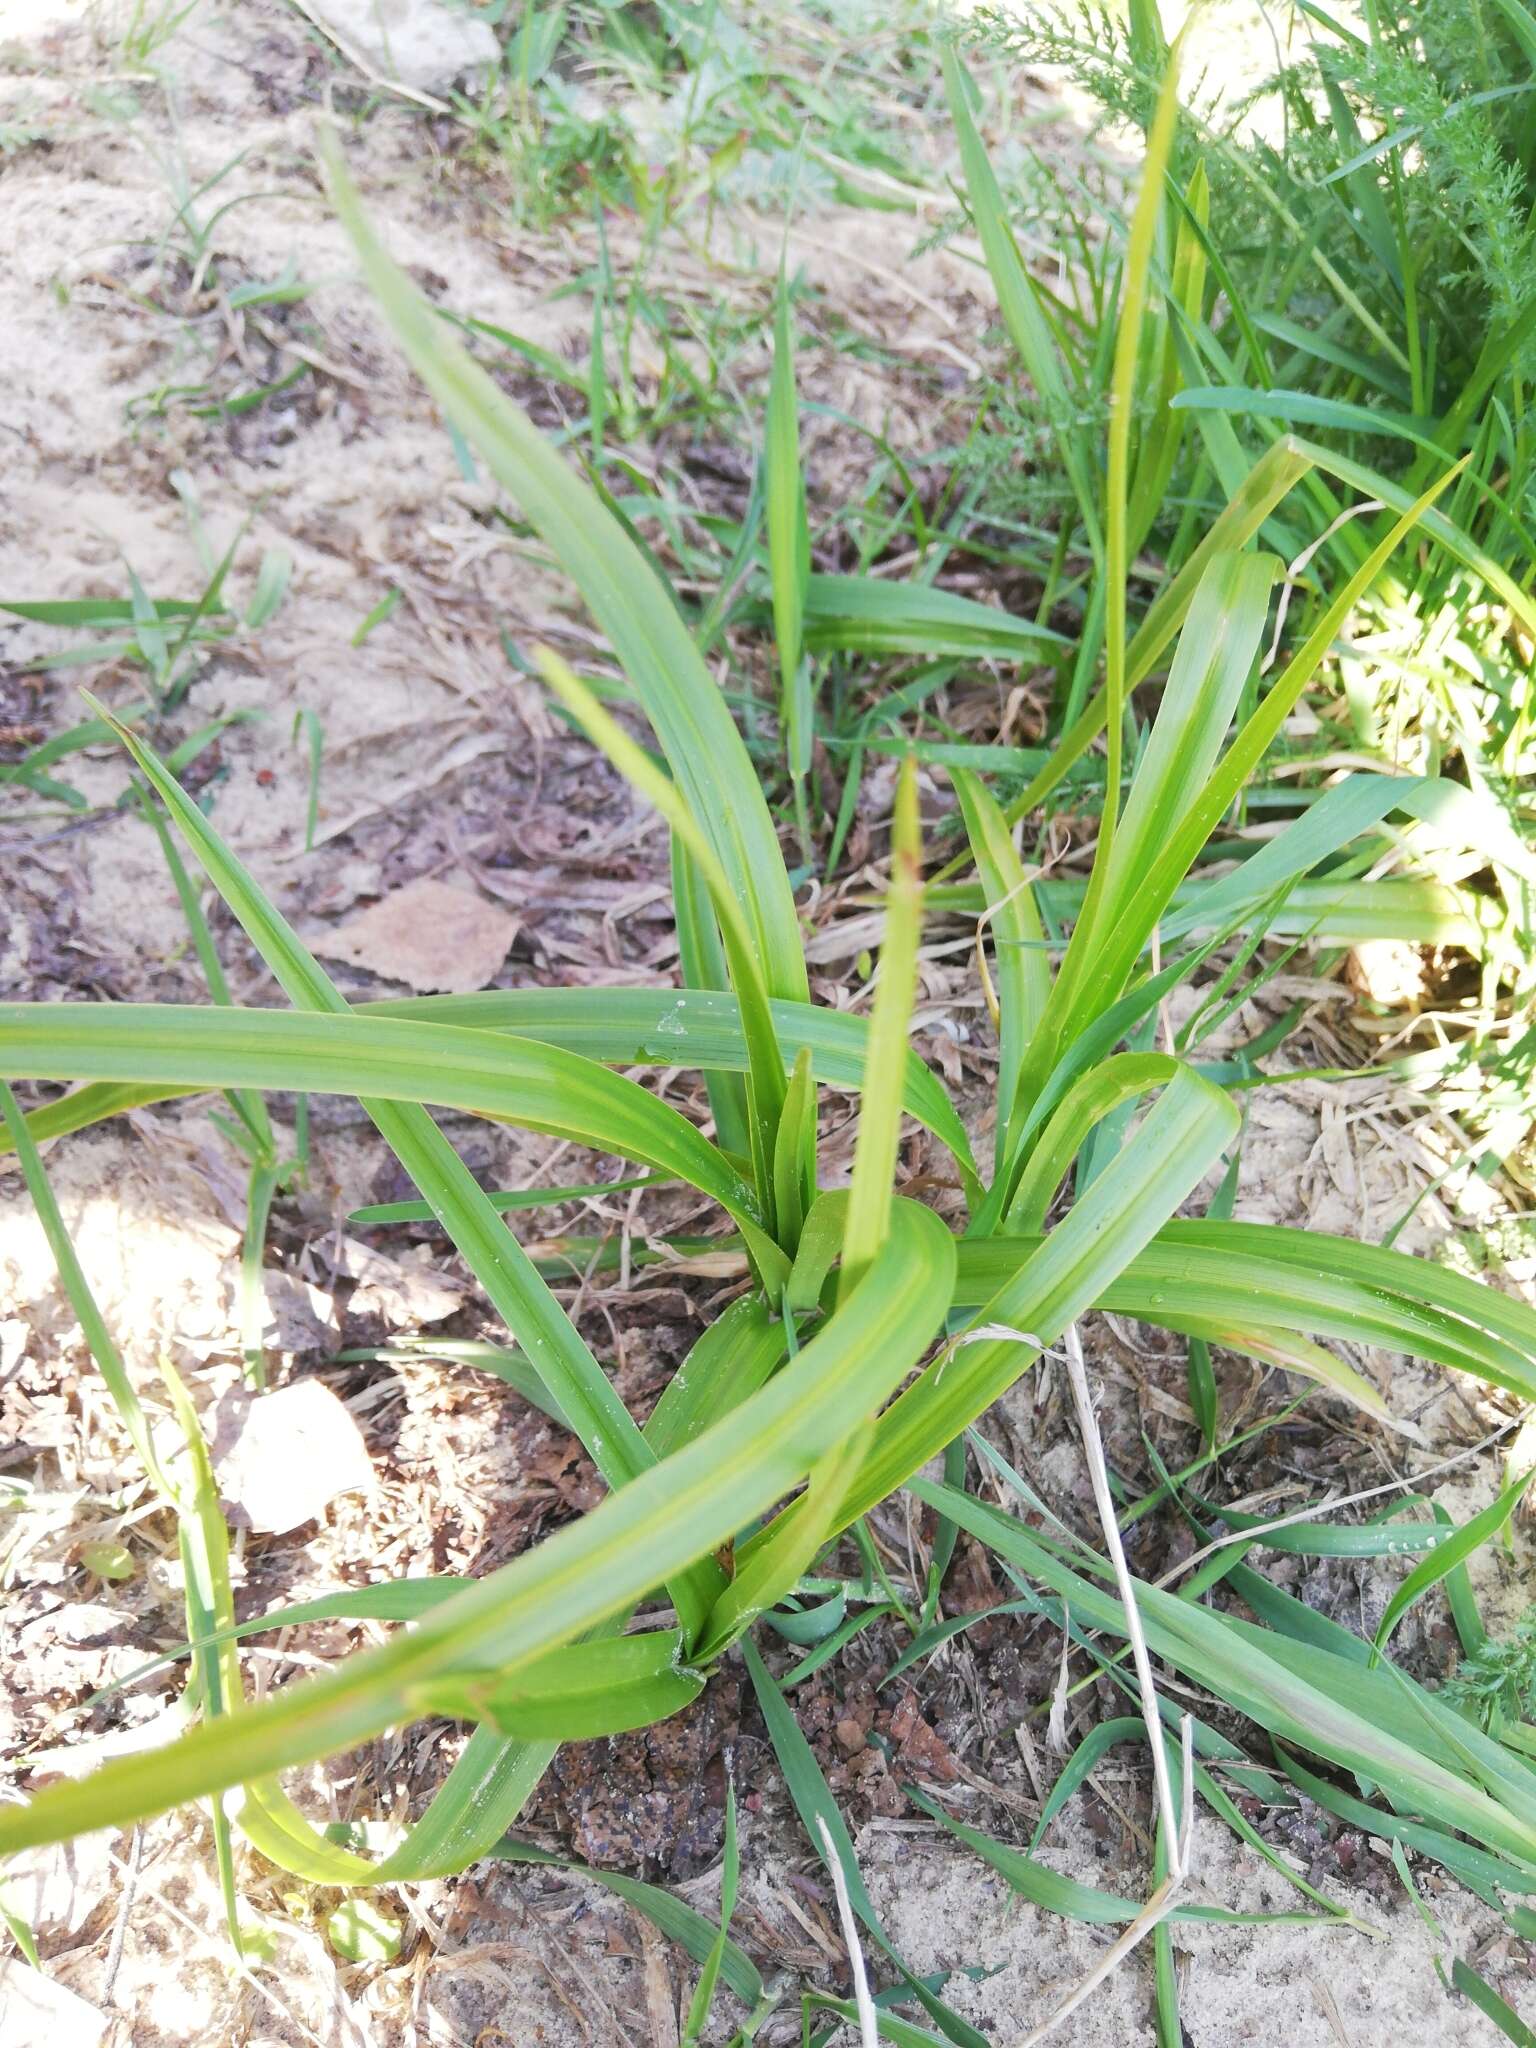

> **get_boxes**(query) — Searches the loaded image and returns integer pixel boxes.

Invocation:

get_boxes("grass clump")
[857,1,1536,1205]
[3,35,1536,2042]
[962,0,1536,749]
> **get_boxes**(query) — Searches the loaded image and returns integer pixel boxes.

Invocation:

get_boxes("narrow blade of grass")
[320,131,807,1004]
[841,757,923,1299]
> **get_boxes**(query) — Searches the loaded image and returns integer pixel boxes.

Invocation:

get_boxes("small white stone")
[305,0,500,96]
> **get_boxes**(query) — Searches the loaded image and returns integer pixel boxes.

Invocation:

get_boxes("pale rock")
[1345,937,1428,1009]
[303,0,500,96]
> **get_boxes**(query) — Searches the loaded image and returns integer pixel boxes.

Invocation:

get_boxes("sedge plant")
[5,49,1536,2037]
[936,2,1536,1179]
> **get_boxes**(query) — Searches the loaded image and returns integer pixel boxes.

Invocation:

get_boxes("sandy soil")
[2,2,1534,2043]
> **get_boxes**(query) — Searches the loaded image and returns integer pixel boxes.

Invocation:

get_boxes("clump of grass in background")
[5,32,1536,2043]
[872,1,1536,1212]
[962,0,1535,776]
[451,0,958,231]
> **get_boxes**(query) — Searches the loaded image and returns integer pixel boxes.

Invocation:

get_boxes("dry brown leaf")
[261,1270,338,1355]
[312,877,516,993]
[331,1237,464,1325]
[0,1833,112,1936]
[209,1379,375,1535]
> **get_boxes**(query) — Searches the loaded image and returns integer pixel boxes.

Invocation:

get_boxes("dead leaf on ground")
[0,1963,108,2047]
[0,1833,112,1937]
[330,1237,464,1325]
[261,1270,338,1355]
[22,1702,191,1782]
[1,1596,154,1743]
[208,1378,375,1535]
[311,877,516,992]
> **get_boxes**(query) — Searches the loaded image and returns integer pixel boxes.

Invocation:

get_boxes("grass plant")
[4,28,1536,2041]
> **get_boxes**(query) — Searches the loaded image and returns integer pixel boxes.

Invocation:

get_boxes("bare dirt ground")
[2,2,1534,2043]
